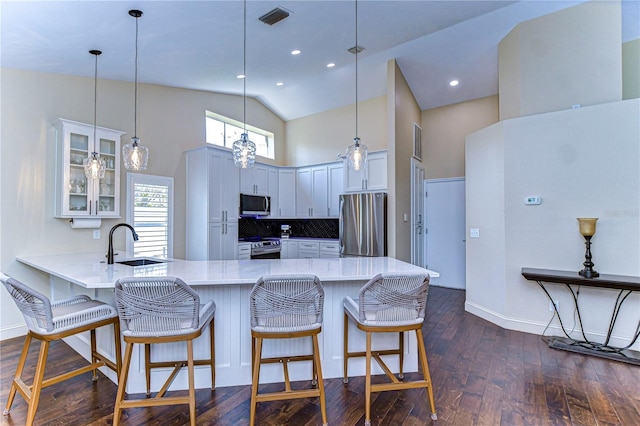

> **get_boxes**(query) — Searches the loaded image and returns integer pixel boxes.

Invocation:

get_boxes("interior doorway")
[410,159,425,267]
[424,177,466,289]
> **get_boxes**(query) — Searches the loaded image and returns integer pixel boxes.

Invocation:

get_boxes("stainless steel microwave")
[240,194,271,216]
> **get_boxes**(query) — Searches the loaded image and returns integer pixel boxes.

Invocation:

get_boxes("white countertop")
[17,251,439,289]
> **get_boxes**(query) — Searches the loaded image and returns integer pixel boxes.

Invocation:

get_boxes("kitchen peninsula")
[17,252,438,393]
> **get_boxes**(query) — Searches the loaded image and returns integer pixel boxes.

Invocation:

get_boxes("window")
[205,110,275,159]
[126,173,174,258]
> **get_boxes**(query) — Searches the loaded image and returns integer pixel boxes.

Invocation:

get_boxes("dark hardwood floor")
[1,286,639,425]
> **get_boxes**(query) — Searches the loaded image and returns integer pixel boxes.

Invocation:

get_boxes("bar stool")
[112,276,215,426]
[343,273,437,425]
[1,273,122,426]
[249,274,328,426]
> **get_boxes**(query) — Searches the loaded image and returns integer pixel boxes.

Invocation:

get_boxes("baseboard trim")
[464,301,639,351]
[1,324,27,341]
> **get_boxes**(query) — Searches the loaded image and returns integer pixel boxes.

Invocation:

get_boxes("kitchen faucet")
[107,223,139,264]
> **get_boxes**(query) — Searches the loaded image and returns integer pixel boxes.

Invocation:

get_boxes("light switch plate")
[93,230,101,239]
[470,228,480,238]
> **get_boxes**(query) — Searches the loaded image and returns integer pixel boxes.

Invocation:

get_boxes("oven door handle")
[251,248,282,255]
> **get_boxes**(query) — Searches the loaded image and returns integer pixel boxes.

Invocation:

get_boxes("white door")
[411,159,425,266]
[425,177,466,289]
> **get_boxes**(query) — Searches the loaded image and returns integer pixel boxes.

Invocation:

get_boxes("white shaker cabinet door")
[344,150,387,192]
[240,163,269,196]
[311,166,328,217]
[365,151,388,191]
[208,222,238,260]
[278,168,296,217]
[327,162,343,217]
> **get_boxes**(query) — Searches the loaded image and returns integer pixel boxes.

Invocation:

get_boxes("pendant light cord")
[134,14,139,139]
[243,0,247,134]
[93,52,98,151]
[355,0,359,145]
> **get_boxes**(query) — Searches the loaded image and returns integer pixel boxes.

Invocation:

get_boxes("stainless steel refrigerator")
[339,192,387,257]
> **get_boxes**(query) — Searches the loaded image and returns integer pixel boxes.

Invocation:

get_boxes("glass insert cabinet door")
[54,118,125,218]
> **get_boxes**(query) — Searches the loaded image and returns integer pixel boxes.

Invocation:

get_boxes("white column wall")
[466,99,640,349]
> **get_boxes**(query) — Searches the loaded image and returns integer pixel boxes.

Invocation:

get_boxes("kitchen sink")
[116,258,168,267]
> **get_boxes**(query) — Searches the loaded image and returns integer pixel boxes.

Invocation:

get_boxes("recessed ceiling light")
[291,49,301,55]
[237,74,246,79]
[276,82,284,86]
[327,63,335,68]
[449,80,459,87]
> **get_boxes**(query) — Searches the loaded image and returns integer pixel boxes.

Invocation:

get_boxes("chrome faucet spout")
[107,223,139,264]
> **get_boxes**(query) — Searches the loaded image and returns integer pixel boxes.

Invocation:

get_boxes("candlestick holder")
[577,218,599,278]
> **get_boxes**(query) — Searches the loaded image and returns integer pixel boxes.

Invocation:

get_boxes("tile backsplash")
[239,217,339,239]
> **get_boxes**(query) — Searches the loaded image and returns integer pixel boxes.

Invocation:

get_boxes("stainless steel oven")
[250,238,281,259]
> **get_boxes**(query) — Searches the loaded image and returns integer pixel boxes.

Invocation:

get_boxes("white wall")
[499,1,622,120]
[285,96,387,167]
[0,68,285,339]
[466,99,640,349]
[422,95,498,179]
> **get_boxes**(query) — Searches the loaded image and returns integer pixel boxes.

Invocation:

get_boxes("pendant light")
[232,0,256,168]
[122,9,149,171]
[346,0,368,171]
[83,50,107,179]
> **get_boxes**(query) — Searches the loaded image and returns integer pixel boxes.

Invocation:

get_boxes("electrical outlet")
[470,228,480,238]
[93,230,101,239]
[548,300,559,312]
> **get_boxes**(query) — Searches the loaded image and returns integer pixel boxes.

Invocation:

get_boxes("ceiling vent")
[259,7,290,25]
[348,45,365,55]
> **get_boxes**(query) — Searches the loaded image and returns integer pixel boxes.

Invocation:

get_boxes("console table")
[521,267,640,365]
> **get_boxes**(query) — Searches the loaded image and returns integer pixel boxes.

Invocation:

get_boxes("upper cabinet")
[240,163,269,196]
[296,165,328,217]
[53,119,123,218]
[267,167,279,218]
[296,162,343,218]
[277,168,296,217]
[344,150,387,192]
[327,162,344,217]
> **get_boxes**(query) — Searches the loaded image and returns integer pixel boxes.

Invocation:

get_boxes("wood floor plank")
[1,286,639,426]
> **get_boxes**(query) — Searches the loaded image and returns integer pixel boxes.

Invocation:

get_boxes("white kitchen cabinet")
[327,162,344,217]
[278,168,296,217]
[298,241,320,259]
[296,165,329,217]
[208,222,238,260]
[268,167,278,217]
[280,240,298,259]
[295,168,313,217]
[240,163,269,196]
[345,150,387,192]
[53,119,124,218]
[186,146,239,260]
[281,239,338,259]
[320,241,340,258]
[237,242,251,260]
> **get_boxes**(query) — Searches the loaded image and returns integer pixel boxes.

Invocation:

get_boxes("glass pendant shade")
[346,137,368,171]
[84,152,106,179]
[122,136,149,171]
[233,133,256,168]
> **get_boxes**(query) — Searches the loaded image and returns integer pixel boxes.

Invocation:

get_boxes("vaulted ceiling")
[2,1,638,121]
